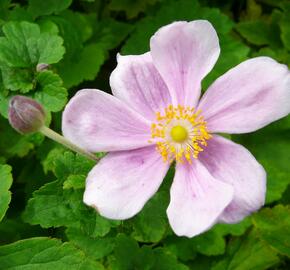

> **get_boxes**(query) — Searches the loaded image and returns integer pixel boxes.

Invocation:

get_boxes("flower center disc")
[170,125,188,142]
[150,105,211,163]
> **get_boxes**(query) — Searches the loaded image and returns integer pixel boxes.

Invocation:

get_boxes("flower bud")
[8,95,46,134]
[36,63,50,72]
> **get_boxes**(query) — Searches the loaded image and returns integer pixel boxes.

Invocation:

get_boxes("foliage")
[0,0,289,269]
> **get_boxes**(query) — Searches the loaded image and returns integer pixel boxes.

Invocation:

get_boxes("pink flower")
[62,21,290,237]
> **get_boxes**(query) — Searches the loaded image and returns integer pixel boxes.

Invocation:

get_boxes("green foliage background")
[0,0,289,269]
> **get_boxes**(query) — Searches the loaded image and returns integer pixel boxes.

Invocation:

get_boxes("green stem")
[39,126,99,162]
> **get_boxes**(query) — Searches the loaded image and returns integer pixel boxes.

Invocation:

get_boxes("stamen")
[150,105,211,163]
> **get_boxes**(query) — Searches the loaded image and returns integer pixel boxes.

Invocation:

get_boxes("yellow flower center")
[150,105,211,163]
[170,125,188,142]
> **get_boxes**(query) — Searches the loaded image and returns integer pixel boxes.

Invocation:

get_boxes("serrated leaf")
[0,116,42,158]
[0,21,65,68]
[109,0,158,19]
[122,0,233,54]
[234,127,290,204]
[212,230,279,270]
[23,179,118,236]
[0,237,104,270]
[58,43,105,88]
[66,227,115,260]
[191,229,226,256]
[63,175,85,190]
[121,0,247,88]
[153,249,189,270]
[28,0,72,17]
[202,35,249,89]
[131,191,168,243]
[1,66,34,92]
[0,164,13,222]
[235,20,281,47]
[112,234,155,270]
[34,70,67,112]
[23,152,118,236]
[93,19,133,50]
[280,4,290,50]
[253,205,290,257]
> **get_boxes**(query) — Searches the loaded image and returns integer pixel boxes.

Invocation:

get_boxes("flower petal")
[62,89,151,152]
[150,20,220,107]
[199,135,266,223]
[198,57,290,133]
[167,160,233,237]
[83,146,170,219]
[110,53,171,120]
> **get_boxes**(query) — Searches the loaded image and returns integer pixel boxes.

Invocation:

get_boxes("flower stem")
[39,126,99,162]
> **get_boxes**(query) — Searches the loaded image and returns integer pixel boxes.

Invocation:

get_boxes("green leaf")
[0,21,65,68]
[109,0,158,19]
[34,70,67,112]
[214,217,252,236]
[0,237,104,270]
[23,179,118,236]
[131,191,169,243]
[280,4,290,50]
[63,175,85,190]
[235,20,281,47]
[112,235,189,270]
[152,248,189,270]
[58,43,105,88]
[121,0,248,88]
[0,90,10,118]
[28,0,72,17]
[202,35,249,89]
[0,164,12,222]
[164,237,197,262]
[111,234,152,270]
[212,230,279,270]
[66,227,115,260]
[122,0,233,54]
[0,21,65,93]
[1,66,34,92]
[253,205,290,257]
[0,116,43,158]
[93,19,133,50]
[191,229,226,256]
[23,152,118,236]
[234,128,290,204]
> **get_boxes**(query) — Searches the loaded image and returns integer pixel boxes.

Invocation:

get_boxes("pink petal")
[199,135,266,223]
[150,20,220,107]
[198,57,290,133]
[83,146,170,219]
[167,160,233,237]
[62,89,151,152]
[110,53,171,120]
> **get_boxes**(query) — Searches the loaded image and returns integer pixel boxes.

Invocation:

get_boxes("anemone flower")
[62,20,290,237]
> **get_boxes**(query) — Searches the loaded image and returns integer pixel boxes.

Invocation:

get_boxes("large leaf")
[0,237,104,270]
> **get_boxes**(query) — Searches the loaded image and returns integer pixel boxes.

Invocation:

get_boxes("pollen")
[150,105,211,163]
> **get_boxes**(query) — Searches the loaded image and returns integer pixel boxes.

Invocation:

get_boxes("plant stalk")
[39,126,99,162]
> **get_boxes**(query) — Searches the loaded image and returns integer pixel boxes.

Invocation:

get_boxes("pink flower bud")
[8,95,46,134]
[36,63,50,72]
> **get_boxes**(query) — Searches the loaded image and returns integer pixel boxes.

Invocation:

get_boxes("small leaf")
[66,227,115,260]
[28,0,73,17]
[34,70,67,112]
[0,164,13,222]
[131,191,169,243]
